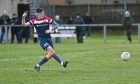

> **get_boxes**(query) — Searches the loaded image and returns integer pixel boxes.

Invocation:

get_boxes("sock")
[61,62,64,65]
[53,55,63,64]
[38,56,48,66]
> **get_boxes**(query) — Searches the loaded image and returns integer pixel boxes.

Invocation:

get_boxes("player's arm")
[45,20,59,34]
[50,21,59,32]
[22,12,30,27]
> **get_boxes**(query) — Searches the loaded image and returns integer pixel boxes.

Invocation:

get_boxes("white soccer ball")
[121,52,131,61]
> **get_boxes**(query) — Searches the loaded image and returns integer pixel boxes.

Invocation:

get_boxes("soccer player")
[22,8,68,71]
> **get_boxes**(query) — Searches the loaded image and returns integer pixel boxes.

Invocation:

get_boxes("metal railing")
[61,23,140,43]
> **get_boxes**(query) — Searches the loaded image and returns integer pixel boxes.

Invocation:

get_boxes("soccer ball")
[121,52,131,61]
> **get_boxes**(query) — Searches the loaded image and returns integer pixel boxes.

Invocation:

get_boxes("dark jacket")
[84,16,92,24]
[11,17,21,31]
[11,17,19,25]
[122,16,133,32]
[0,15,11,25]
[73,17,85,34]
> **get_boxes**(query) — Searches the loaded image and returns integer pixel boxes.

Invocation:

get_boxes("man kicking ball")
[22,8,68,71]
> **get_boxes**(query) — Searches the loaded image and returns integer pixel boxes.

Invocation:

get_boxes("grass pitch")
[0,35,140,84]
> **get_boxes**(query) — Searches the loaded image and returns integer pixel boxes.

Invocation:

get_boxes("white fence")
[0,23,140,43]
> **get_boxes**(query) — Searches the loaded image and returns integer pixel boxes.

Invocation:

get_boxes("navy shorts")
[39,37,54,50]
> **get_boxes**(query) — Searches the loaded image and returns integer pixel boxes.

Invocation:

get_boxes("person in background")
[0,13,2,36]
[11,13,20,43]
[67,17,73,24]
[83,13,92,37]
[122,10,133,43]
[73,13,85,43]
[54,14,62,43]
[0,11,11,43]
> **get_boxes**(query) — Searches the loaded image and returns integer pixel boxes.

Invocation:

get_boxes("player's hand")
[22,11,28,18]
[45,30,51,34]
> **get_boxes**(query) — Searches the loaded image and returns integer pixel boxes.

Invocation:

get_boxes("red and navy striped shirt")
[29,16,54,38]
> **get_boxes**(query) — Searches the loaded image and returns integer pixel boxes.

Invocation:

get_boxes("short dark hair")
[36,8,43,13]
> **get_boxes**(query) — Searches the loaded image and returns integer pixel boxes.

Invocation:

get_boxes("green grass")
[0,35,140,84]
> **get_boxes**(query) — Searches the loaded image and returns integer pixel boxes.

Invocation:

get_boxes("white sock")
[61,62,64,65]
[36,64,40,66]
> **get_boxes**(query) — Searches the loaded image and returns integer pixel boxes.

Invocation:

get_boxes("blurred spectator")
[83,13,93,37]
[73,13,85,43]
[67,16,75,42]
[54,14,62,43]
[122,10,133,43]
[67,17,73,24]
[19,16,30,43]
[11,13,20,43]
[0,11,11,43]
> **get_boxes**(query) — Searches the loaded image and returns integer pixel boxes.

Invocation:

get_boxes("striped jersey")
[29,16,54,38]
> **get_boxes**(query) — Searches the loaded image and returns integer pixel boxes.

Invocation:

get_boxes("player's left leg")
[47,46,68,68]
[46,38,68,67]
[34,46,68,71]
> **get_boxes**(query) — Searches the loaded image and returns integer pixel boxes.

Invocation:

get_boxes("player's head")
[36,8,45,19]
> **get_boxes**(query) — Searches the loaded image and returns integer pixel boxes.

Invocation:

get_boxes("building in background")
[0,0,140,24]
[0,0,140,17]
[0,0,140,16]
[48,0,140,5]
[0,0,30,18]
